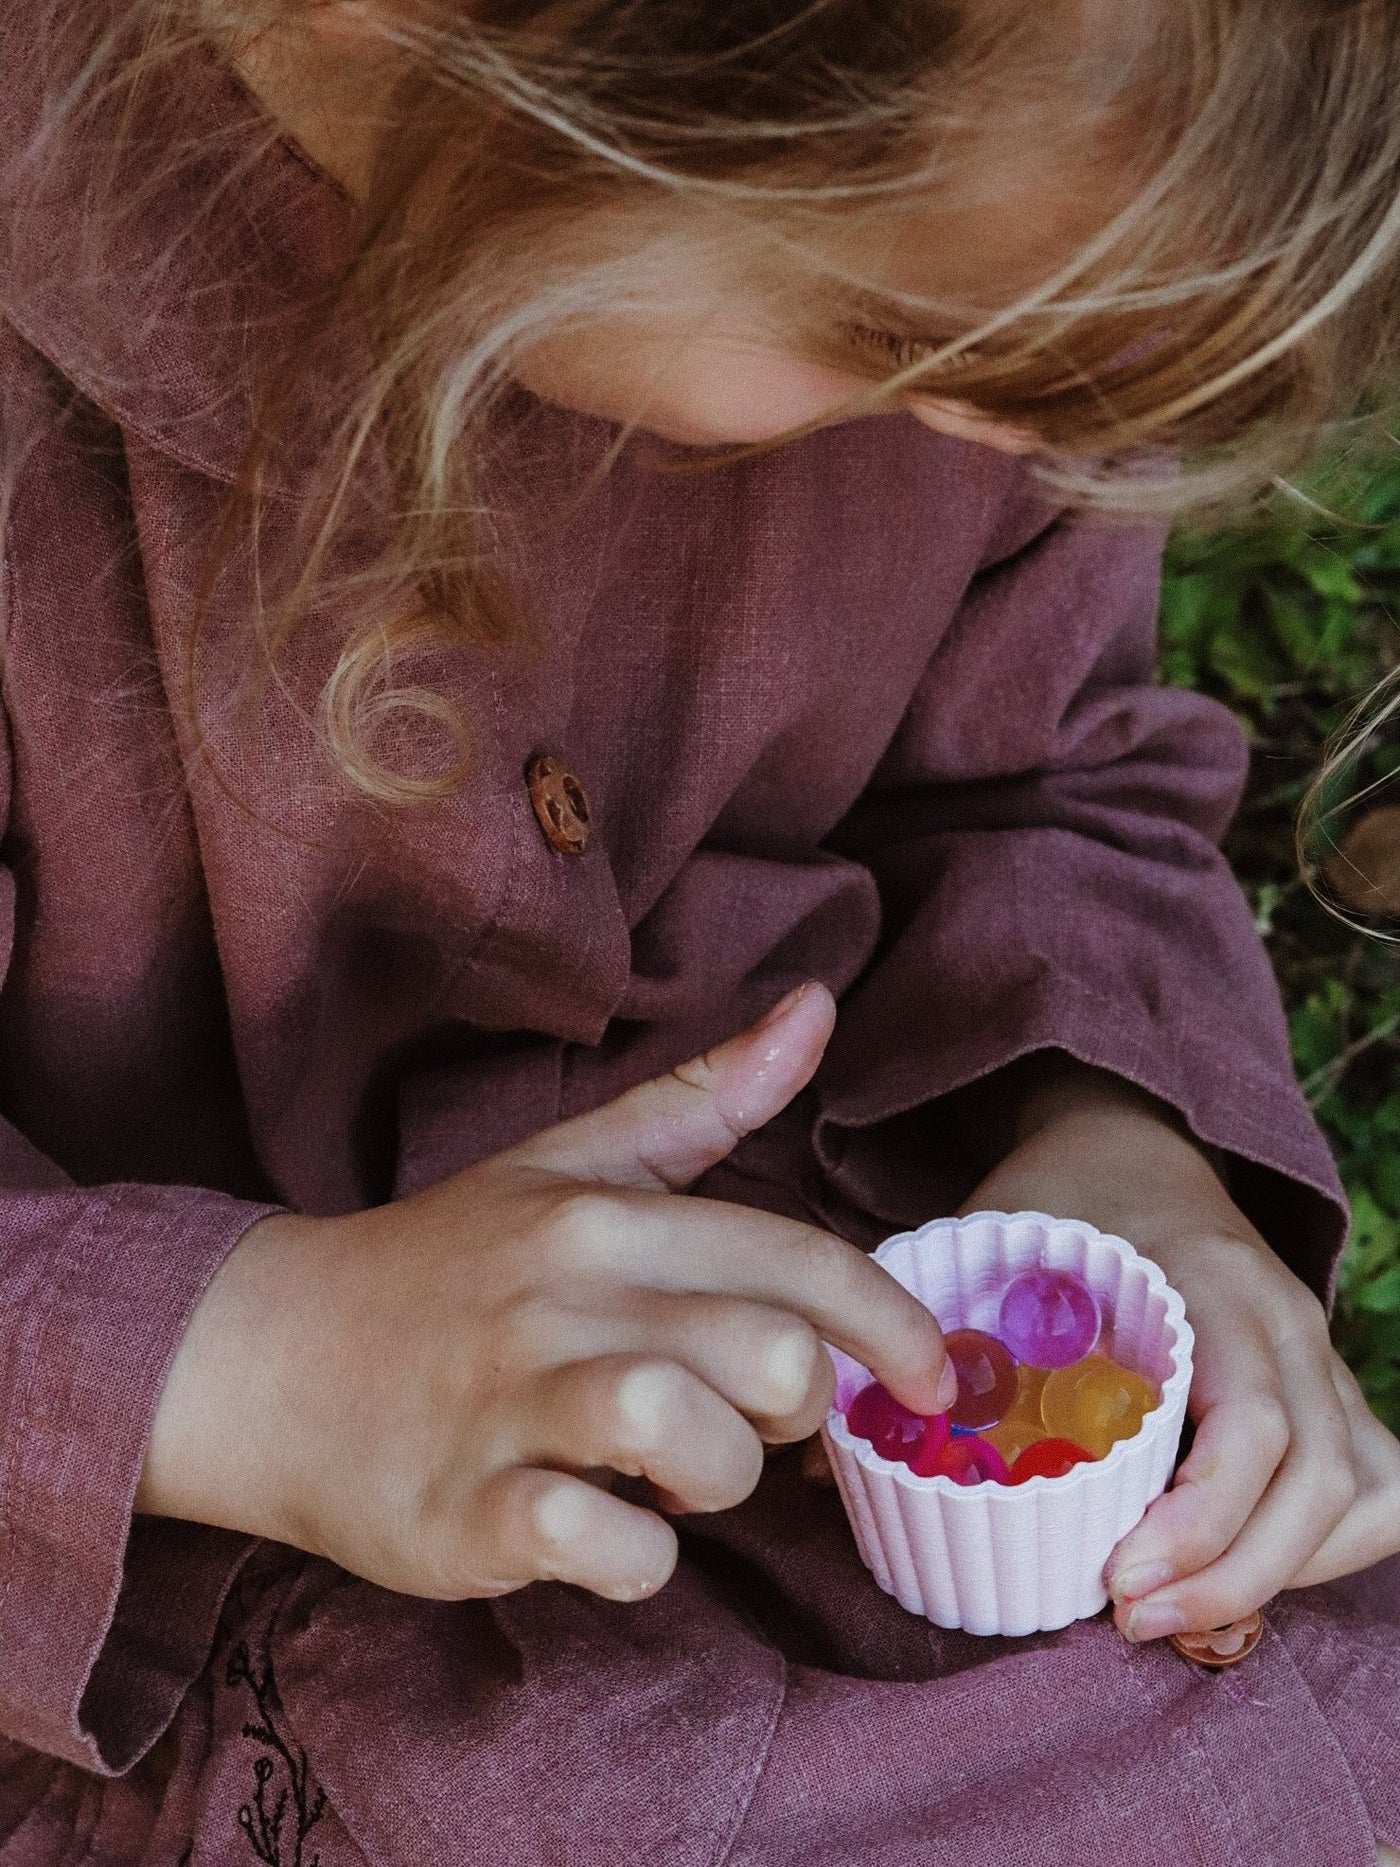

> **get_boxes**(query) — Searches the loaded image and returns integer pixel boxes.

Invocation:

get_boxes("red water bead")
[844,1382,950,1470]
[929,1435,1011,1486]
[1007,1437,1096,1484]
[944,1328,1019,1429]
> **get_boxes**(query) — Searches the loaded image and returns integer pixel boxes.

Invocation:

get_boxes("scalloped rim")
[823,1209,1195,1496]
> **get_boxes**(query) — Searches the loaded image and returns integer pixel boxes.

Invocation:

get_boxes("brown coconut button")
[1168,1610,1264,1669]
[526,754,591,856]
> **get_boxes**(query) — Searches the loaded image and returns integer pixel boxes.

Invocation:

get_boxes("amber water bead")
[1005,1364,1050,1425]
[1040,1353,1159,1459]
[983,1415,1047,1467]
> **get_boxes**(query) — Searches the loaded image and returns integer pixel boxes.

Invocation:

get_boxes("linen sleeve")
[0,720,279,1772]
[812,507,1348,1305]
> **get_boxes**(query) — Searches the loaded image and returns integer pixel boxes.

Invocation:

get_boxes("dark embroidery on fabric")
[227,1642,326,1867]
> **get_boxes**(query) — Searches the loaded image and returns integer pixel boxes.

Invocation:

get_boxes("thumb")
[513,983,837,1192]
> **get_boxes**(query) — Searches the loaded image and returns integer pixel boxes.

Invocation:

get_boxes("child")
[1,2,1398,1863]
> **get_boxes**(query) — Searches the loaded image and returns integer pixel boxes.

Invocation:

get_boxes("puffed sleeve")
[0,701,279,1772]
[812,503,1347,1304]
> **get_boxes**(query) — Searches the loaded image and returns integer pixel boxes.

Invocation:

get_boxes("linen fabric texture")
[0,11,1396,1864]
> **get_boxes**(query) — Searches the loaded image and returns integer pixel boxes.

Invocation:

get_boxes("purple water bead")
[997,1267,1102,1370]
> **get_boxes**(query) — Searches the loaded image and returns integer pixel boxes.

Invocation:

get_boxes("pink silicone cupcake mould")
[821,1210,1194,1636]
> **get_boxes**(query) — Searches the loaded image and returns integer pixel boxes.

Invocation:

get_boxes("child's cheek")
[513,330,880,445]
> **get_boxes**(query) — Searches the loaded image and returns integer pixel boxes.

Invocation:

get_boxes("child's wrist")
[1014,1055,1174,1141]
[961,1058,1248,1262]
[1011,1057,1228,1182]
[135,1210,332,1546]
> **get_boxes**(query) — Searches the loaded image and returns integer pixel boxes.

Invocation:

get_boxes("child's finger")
[1117,1448,1341,1640]
[510,1353,767,1516]
[1289,1474,1400,1591]
[578,1188,952,1417]
[1288,1368,1400,1588]
[1105,1395,1284,1604]
[549,1289,835,1444]
[1113,1359,1355,1638]
[471,1466,680,1602]
[513,981,837,1193]
[1105,1334,1292,1602]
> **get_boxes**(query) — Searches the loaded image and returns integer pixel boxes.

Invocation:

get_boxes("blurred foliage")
[1160,454,1400,1433]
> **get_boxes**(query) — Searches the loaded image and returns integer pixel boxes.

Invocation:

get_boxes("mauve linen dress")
[1,15,1398,1866]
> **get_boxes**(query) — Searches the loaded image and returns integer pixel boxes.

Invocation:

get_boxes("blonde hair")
[9,0,1400,801]
[1298,664,1400,940]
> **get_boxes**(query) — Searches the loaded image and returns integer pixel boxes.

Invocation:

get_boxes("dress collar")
[0,3,355,485]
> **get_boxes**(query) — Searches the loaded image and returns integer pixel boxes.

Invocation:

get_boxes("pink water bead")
[944,1328,1019,1429]
[997,1267,1102,1370]
[844,1381,951,1472]
[929,1435,1011,1486]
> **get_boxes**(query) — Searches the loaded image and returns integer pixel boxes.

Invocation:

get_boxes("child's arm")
[960,1056,1400,1639]
[135,986,952,1606]
[802,471,1378,1625]
[815,495,1345,1308]
[0,1165,281,1773]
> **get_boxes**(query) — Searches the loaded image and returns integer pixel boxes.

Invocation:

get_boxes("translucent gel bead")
[983,1416,1047,1467]
[929,1435,1011,1486]
[1003,1364,1051,1428]
[1040,1353,1160,1459]
[944,1328,1019,1430]
[844,1382,950,1470]
[906,1412,956,1476]
[1007,1437,1096,1484]
[998,1267,1102,1369]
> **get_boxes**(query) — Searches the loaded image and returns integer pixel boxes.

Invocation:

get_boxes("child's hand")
[959,1060,1400,1642]
[136,984,952,1605]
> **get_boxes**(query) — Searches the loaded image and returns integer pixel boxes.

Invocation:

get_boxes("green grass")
[1161,461,1400,1432]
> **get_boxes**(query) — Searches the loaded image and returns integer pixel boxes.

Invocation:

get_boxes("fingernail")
[755,983,811,1030]
[1108,1560,1174,1603]
[1125,1601,1187,1643]
[605,1572,665,1602]
[935,1361,960,1413]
